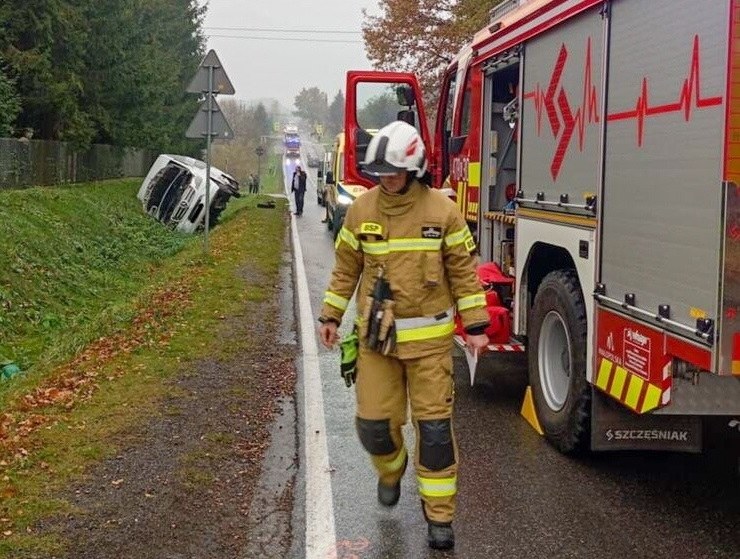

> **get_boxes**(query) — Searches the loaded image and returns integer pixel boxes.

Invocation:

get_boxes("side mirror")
[397,110,416,127]
[448,135,467,156]
[325,170,335,185]
[355,128,373,173]
[395,85,416,107]
[317,169,323,179]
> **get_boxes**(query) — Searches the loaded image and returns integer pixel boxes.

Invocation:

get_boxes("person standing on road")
[317,121,489,551]
[247,173,258,194]
[291,165,307,216]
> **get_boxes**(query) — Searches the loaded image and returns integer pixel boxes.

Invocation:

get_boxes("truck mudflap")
[591,390,702,452]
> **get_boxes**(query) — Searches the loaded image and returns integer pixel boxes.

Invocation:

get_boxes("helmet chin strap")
[401,172,414,193]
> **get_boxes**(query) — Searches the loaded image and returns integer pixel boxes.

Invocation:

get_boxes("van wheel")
[528,269,590,454]
[332,212,343,241]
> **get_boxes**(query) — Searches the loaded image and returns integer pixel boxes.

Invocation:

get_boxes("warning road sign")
[186,50,235,95]
[186,96,234,140]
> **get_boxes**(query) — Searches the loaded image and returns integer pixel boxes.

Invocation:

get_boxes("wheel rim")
[537,311,572,412]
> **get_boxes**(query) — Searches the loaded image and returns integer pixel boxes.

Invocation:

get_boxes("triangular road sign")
[185,96,235,139]
[186,49,235,95]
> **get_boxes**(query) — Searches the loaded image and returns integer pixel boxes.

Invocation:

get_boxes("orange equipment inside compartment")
[455,262,513,344]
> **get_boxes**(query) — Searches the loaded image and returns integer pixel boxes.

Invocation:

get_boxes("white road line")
[288,165,337,558]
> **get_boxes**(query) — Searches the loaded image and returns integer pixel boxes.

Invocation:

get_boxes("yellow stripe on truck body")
[595,357,666,414]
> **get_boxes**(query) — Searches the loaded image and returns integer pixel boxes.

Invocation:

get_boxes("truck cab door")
[434,64,459,193]
[344,71,431,189]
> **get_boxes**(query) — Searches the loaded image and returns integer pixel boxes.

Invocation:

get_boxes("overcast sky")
[201,0,379,112]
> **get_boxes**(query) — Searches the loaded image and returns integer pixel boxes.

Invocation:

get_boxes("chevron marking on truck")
[595,357,664,414]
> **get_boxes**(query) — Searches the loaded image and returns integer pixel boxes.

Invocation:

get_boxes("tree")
[0,0,206,152]
[82,0,206,153]
[327,90,345,137]
[268,100,281,131]
[0,60,20,136]
[293,87,329,125]
[253,102,270,138]
[1,0,94,146]
[362,0,504,111]
[212,99,275,185]
[357,93,398,131]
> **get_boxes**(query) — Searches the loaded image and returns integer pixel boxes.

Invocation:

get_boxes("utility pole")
[257,145,264,187]
[204,65,214,252]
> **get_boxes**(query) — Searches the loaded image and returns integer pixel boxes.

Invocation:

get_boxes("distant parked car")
[137,154,241,234]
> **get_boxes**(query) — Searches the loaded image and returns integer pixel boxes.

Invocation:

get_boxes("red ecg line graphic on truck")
[523,37,600,181]
[607,35,723,146]
[523,35,723,181]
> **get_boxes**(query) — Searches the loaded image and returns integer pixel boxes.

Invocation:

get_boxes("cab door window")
[438,70,457,184]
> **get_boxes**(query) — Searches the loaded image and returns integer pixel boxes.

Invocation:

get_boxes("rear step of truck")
[453,334,525,353]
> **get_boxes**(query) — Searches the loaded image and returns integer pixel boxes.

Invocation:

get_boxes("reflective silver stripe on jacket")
[394,307,455,331]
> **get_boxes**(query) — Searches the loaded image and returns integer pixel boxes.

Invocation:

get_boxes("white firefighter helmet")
[362,121,427,178]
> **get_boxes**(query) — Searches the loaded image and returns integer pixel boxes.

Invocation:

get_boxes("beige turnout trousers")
[355,344,458,524]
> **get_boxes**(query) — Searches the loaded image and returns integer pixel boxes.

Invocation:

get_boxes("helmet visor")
[362,160,406,176]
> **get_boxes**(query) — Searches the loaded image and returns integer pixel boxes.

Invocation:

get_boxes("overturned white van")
[137,154,241,234]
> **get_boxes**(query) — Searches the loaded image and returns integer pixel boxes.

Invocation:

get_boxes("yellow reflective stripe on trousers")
[377,446,407,475]
[323,291,349,311]
[417,475,457,498]
[444,227,472,248]
[361,238,442,255]
[457,292,486,311]
[335,226,359,251]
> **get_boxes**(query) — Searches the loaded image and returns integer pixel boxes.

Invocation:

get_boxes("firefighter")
[318,121,489,550]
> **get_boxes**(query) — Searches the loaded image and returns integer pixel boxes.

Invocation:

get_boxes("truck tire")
[528,269,590,454]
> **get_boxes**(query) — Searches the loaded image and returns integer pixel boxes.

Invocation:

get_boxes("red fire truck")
[342,0,740,452]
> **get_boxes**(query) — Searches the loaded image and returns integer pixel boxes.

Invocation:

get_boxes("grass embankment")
[0,156,283,374]
[0,173,287,556]
[0,180,190,374]
[255,152,283,195]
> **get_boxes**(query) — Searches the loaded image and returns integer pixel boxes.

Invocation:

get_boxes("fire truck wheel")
[528,269,590,453]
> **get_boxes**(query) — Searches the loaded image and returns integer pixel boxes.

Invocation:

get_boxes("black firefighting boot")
[377,454,408,507]
[427,521,455,550]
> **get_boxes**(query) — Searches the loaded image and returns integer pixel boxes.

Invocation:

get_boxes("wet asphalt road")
[285,151,740,559]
